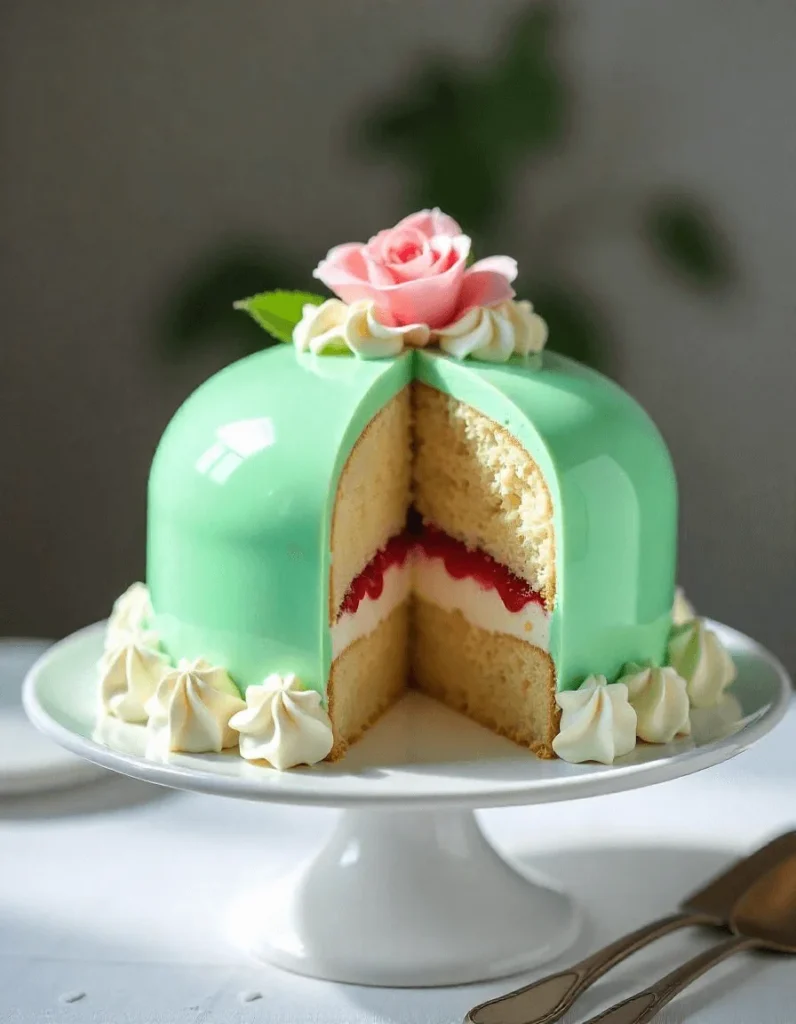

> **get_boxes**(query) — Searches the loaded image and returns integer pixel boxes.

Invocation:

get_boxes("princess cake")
[98,210,736,769]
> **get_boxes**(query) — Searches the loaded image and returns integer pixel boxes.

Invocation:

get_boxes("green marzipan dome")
[148,345,676,696]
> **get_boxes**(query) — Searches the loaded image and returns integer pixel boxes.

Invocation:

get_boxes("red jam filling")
[339,532,414,617]
[338,524,544,618]
[417,525,545,614]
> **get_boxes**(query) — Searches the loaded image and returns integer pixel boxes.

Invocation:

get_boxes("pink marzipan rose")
[313,209,517,330]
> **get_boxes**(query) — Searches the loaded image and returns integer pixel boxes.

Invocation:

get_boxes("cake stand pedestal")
[226,806,578,986]
[23,620,791,987]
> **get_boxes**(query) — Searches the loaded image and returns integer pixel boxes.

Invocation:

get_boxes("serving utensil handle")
[464,910,706,1024]
[582,934,757,1024]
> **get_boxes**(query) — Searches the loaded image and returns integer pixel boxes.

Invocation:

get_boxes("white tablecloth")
[3,700,795,1023]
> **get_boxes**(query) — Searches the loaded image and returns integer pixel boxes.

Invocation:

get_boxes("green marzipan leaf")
[234,290,326,344]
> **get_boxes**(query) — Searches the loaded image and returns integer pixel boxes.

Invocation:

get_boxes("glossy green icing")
[147,345,676,698]
[147,346,412,697]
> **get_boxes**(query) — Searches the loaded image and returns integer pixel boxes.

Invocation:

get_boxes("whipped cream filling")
[413,554,549,649]
[331,547,550,661]
[331,559,412,659]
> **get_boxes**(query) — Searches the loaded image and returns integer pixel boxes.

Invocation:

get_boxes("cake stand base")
[23,619,791,988]
[226,806,579,987]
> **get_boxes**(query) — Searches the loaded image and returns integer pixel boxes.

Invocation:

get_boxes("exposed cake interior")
[413,382,555,606]
[327,383,558,760]
[327,389,413,757]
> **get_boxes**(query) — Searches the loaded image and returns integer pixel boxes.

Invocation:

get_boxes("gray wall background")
[2,1,795,669]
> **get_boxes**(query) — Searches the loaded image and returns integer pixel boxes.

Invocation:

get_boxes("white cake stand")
[23,619,790,988]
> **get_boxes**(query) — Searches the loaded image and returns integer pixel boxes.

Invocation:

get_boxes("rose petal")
[395,208,462,240]
[470,255,518,283]
[367,227,425,267]
[365,229,394,262]
[313,244,372,299]
[431,235,463,274]
[378,229,435,281]
[456,265,516,316]
[362,252,397,287]
[383,228,424,262]
[391,248,435,281]
[382,234,470,327]
[318,234,471,327]
[320,243,366,272]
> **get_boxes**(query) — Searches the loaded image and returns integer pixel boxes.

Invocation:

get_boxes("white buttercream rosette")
[146,658,245,756]
[672,586,696,626]
[230,673,334,770]
[99,585,333,770]
[292,297,547,362]
[552,675,637,765]
[668,619,736,708]
[100,638,171,723]
[99,582,171,723]
[617,663,691,744]
[105,581,159,650]
[551,591,737,763]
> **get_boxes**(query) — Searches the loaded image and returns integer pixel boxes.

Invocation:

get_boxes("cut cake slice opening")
[326,383,558,761]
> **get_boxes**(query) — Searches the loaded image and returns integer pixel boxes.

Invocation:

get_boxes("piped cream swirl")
[292,298,546,361]
[672,587,696,626]
[293,298,429,357]
[344,301,430,356]
[668,619,736,708]
[99,638,171,724]
[146,658,245,755]
[106,582,157,650]
[435,300,548,362]
[552,675,637,765]
[618,663,691,743]
[230,673,334,770]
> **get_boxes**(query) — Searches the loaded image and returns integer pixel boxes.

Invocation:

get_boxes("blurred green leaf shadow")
[160,3,735,373]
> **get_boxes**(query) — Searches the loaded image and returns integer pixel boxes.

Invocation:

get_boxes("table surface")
[3,691,796,1024]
